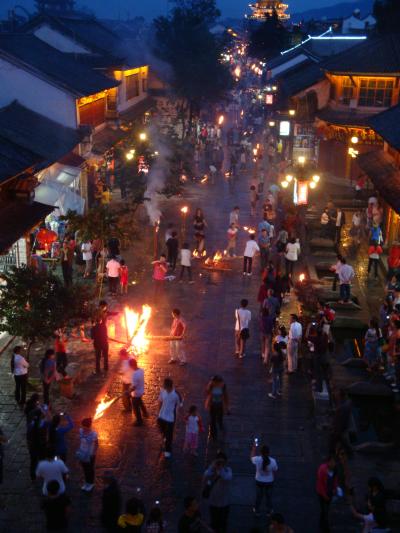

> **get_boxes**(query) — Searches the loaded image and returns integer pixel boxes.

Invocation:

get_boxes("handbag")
[202,475,220,499]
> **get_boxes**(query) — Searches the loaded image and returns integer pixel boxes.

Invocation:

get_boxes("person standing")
[250,443,278,517]
[36,448,69,496]
[129,358,148,426]
[178,497,203,533]
[203,452,232,533]
[287,314,302,373]
[152,254,168,301]
[101,471,121,533]
[119,259,129,295]
[166,231,179,271]
[91,319,109,374]
[205,375,229,442]
[119,348,134,412]
[48,413,74,463]
[77,417,98,492]
[337,258,355,303]
[157,378,183,458]
[229,206,240,228]
[260,308,275,366]
[368,241,383,280]
[235,299,251,358]
[81,241,93,278]
[243,233,260,276]
[106,255,120,296]
[284,238,300,278]
[168,308,187,365]
[226,223,238,257]
[40,349,57,406]
[334,209,346,246]
[11,345,28,405]
[250,185,259,216]
[316,456,338,533]
[179,243,194,283]
[59,241,74,287]
[258,228,270,271]
[41,480,71,532]
[183,405,203,456]
[269,343,285,399]
[54,331,68,375]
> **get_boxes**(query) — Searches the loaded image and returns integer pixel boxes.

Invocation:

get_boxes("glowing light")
[201,175,208,184]
[139,132,147,141]
[351,136,359,144]
[286,174,293,182]
[272,85,277,91]
[289,109,296,116]
[123,305,152,355]
[234,66,241,77]
[298,156,306,165]
[268,121,275,127]
[181,206,189,214]
[309,181,317,189]
[312,174,320,183]
[94,396,118,420]
[218,115,224,125]
[281,181,289,188]
[299,273,305,282]
[126,152,134,160]
[180,174,188,182]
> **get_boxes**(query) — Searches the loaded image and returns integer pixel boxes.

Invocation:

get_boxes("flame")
[193,250,207,258]
[299,273,305,282]
[201,175,208,184]
[218,115,224,125]
[94,396,118,420]
[181,206,188,214]
[123,304,152,355]
[243,226,256,234]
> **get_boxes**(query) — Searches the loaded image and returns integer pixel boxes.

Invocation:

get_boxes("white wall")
[117,72,148,113]
[296,79,331,110]
[0,57,77,128]
[33,24,91,54]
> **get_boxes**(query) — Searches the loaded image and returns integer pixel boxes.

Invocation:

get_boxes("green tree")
[0,266,94,356]
[153,0,232,134]
[248,11,289,60]
[373,0,400,33]
[61,205,120,243]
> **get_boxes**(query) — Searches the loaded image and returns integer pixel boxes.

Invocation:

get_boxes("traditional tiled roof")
[316,106,372,126]
[321,33,400,74]
[367,105,400,151]
[273,59,325,98]
[0,33,118,96]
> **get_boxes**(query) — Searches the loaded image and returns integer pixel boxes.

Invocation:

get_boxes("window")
[78,97,106,127]
[341,77,354,105]
[358,78,394,107]
[126,73,140,100]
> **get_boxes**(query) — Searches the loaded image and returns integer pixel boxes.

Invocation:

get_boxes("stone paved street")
[0,149,323,532]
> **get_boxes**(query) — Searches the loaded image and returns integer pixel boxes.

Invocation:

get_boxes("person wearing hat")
[76,418,98,492]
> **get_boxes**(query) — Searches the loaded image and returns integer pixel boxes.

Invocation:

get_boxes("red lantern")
[36,229,58,250]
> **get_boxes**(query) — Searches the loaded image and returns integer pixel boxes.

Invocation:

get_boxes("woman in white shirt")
[11,346,29,405]
[81,241,93,278]
[250,443,278,517]
[179,243,194,283]
[284,238,300,278]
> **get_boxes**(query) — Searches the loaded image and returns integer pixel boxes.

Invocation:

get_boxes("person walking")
[203,451,232,533]
[166,231,179,271]
[179,243,194,283]
[183,405,203,456]
[205,375,229,442]
[250,443,278,517]
[157,378,183,458]
[364,318,382,370]
[258,228,270,271]
[235,299,251,358]
[243,233,259,276]
[316,456,338,533]
[100,471,122,532]
[129,358,148,426]
[250,185,259,216]
[106,255,120,296]
[269,343,285,399]
[226,223,238,257]
[368,240,383,280]
[48,413,74,463]
[284,238,300,278]
[36,448,69,496]
[77,417,98,492]
[334,208,346,246]
[40,349,57,406]
[91,319,109,374]
[11,345,28,405]
[81,241,93,278]
[260,308,275,366]
[42,480,71,532]
[229,206,240,228]
[168,308,187,365]
[337,258,355,303]
[287,314,302,373]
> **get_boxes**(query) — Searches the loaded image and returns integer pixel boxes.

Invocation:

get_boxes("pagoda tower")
[248,0,290,22]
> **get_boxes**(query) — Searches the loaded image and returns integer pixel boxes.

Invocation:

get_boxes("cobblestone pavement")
[0,149,323,532]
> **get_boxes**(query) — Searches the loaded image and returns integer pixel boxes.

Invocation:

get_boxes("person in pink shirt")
[152,254,168,301]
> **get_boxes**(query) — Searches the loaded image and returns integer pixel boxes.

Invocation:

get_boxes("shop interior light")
[268,121,275,127]
[272,85,277,91]
[281,181,289,188]
[351,136,359,144]
[309,181,317,189]
[285,174,293,182]
[312,174,320,183]
[289,109,296,116]
[298,156,306,165]
[139,132,147,141]
[126,152,134,160]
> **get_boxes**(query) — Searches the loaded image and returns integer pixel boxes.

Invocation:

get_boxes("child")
[55,331,68,375]
[250,185,259,216]
[179,243,194,283]
[227,223,238,257]
[119,259,129,294]
[184,405,203,455]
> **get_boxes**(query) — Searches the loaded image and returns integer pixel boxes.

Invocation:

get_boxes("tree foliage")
[373,0,400,33]
[248,11,289,60]
[0,266,94,351]
[61,205,120,243]
[153,0,232,129]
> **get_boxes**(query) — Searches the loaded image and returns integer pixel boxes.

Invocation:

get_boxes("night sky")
[1,0,357,20]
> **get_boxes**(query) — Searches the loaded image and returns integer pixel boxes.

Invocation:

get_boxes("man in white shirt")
[337,258,355,303]
[243,233,260,276]
[235,299,251,358]
[229,206,240,228]
[11,345,29,405]
[36,449,69,495]
[158,378,182,458]
[335,209,346,246]
[106,255,120,295]
[130,358,148,426]
[288,314,302,373]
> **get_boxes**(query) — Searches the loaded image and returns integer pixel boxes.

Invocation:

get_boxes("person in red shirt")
[388,242,400,279]
[316,456,338,532]
[169,308,187,365]
[368,241,383,280]
[152,254,168,302]
[119,259,129,295]
[54,331,68,375]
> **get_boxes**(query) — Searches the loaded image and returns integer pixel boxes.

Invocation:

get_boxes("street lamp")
[268,120,275,127]
[281,161,321,205]
[139,132,147,141]
[126,152,134,161]
[289,109,296,116]
[298,155,306,165]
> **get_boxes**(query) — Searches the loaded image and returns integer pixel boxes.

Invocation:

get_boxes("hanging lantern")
[37,229,58,248]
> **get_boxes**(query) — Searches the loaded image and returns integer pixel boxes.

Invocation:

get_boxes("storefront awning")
[34,181,84,215]
[0,201,53,254]
[357,150,400,214]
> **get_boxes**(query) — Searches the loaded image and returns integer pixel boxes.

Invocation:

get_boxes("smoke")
[144,125,171,225]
